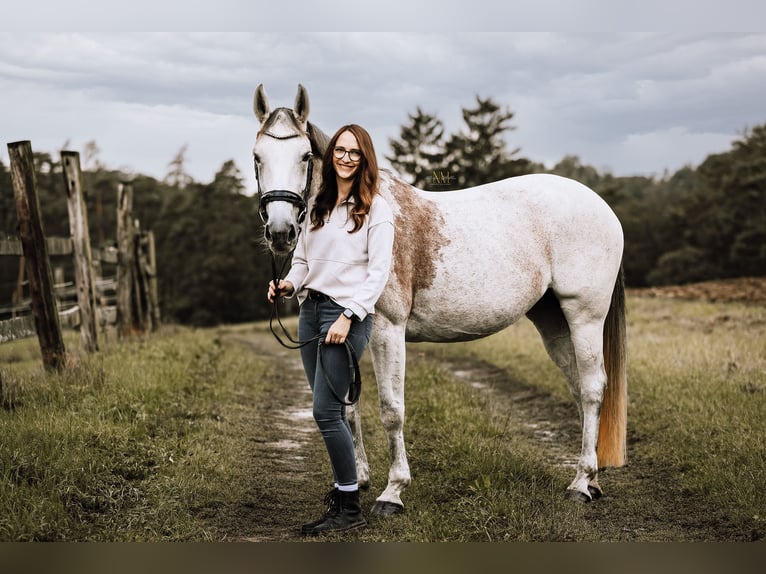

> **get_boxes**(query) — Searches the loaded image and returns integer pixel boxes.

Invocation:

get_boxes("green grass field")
[0,296,763,541]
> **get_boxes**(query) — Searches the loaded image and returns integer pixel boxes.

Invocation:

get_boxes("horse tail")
[597,265,628,468]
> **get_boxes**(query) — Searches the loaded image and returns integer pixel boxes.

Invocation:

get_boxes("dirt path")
[223,330,320,541]
[225,324,757,541]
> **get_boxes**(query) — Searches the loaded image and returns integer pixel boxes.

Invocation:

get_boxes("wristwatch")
[342,308,357,321]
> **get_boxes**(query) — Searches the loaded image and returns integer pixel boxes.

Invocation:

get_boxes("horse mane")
[307,122,330,156]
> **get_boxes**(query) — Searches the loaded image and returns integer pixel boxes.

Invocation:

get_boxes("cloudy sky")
[2,7,765,195]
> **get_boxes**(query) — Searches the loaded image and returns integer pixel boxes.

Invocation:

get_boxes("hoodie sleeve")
[346,196,395,319]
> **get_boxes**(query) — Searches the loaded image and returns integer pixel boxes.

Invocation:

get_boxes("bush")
[646,246,722,286]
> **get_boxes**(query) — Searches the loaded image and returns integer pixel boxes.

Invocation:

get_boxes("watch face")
[343,309,354,319]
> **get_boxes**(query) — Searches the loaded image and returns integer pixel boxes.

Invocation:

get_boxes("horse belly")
[403,267,546,343]
[404,306,524,343]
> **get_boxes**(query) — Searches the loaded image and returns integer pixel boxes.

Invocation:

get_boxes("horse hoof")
[566,489,592,504]
[371,500,404,516]
[588,485,603,500]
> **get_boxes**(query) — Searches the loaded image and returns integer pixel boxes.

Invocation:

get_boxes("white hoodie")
[284,194,394,320]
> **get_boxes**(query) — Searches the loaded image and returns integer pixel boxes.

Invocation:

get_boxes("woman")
[267,124,394,536]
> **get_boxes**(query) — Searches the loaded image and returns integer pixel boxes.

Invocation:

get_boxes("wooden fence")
[1,140,159,370]
[0,237,118,342]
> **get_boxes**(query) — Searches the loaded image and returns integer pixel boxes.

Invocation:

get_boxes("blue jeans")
[298,295,373,487]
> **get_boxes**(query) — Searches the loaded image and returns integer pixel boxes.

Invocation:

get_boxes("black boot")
[301,489,366,536]
[300,488,340,535]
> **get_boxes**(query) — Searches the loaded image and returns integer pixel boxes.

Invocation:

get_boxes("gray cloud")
[1,32,765,196]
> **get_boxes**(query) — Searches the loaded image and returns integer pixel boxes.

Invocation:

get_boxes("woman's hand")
[267,280,294,303]
[325,314,352,345]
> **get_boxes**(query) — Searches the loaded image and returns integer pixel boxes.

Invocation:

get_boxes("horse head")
[253,84,326,255]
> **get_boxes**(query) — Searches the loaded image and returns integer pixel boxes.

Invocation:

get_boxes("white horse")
[253,84,627,515]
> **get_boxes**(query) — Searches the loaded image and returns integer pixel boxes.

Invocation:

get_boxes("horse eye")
[253,154,261,164]
[303,152,313,162]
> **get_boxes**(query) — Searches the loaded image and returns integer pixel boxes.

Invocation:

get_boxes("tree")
[443,95,532,189]
[387,96,534,192]
[551,155,604,191]
[152,160,271,326]
[646,246,719,285]
[671,124,766,280]
[163,144,194,189]
[209,160,245,195]
[725,125,766,276]
[386,107,446,190]
[82,140,104,171]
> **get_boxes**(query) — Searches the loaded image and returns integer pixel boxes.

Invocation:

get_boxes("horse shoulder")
[376,174,451,322]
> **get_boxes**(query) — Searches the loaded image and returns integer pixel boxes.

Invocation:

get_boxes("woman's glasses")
[333,147,362,162]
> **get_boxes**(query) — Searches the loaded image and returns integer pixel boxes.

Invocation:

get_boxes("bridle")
[254,131,313,227]
[255,132,360,405]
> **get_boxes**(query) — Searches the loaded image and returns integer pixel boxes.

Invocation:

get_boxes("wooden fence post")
[131,219,146,333]
[62,150,100,353]
[116,180,135,338]
[146,230,160,331]
[7,140,67,370]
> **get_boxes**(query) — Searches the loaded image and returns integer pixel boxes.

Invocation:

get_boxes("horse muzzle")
[264,222,299,255]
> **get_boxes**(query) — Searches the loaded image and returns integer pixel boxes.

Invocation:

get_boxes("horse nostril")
[264,226,272,241]
[288,225,296,242]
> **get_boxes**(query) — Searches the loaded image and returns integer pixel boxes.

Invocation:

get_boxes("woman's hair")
[310,124,379,233]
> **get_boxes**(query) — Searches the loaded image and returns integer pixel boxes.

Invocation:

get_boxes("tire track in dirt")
[224,330,319,541]
[421,353,582,470]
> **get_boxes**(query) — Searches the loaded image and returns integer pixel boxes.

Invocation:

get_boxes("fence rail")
[0,236,74,257]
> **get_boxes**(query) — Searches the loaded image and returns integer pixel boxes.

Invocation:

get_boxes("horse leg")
[558,301,609,503]
[526,291,603,501]
[347,402,370,490]
[368,317,410,516]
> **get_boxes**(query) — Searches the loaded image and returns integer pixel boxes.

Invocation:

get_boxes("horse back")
[375,172,623,340]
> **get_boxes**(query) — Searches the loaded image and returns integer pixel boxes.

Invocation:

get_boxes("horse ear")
[294,83,310,126]
[254,84,270,122]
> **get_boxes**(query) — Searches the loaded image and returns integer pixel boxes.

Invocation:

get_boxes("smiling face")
[332,130,362,183]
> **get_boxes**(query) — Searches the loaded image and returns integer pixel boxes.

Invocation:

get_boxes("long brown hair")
[310,124,379,233]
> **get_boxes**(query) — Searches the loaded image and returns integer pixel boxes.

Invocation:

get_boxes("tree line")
[1,100,763,326]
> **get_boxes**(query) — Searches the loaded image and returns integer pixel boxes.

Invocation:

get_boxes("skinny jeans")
[298,295,373,487]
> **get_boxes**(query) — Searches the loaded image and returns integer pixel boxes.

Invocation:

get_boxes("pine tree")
[386,107,445,190]
[443,96,531,189]
[164,144,194,189]
[209,160,245,195]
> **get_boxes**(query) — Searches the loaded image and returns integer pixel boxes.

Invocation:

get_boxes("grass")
[0,326,274,541]
[406,296,766,539]
[624,298,766,526]
[0,296,763,541]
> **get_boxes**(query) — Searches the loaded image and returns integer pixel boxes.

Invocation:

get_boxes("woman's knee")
[312,399,342,428]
